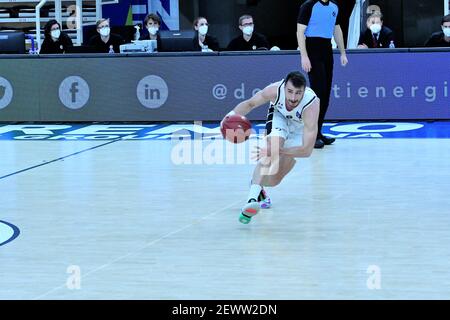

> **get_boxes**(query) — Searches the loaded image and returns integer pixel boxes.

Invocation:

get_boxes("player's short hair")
[144,13,161,26]
[442,14,450,25]
[285,71,306,89]
[239,14,253,26]
[368,12,383,22]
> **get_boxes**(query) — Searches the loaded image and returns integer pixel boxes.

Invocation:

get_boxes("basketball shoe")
[258,188,272,209]
[239,199,260,224]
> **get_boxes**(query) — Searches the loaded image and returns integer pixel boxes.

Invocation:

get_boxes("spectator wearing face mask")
[40,19,73,54]
[192,17,219,52]
[140,13,162,51]
[357,12,395,49]
[227,14,270,51]
[425,14,450,47]
[88,18,125,53]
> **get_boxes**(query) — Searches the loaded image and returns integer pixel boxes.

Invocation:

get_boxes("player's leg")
[264,120,302,187]
[264,155,296,187]
[254,134,287,209]
[246,149,299,217]
[239,108,289,224]
[240,156,296,223]
[239,135,285,223]
[251,135,285,186]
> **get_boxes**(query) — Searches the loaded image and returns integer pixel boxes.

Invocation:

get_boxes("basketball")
[220,114,253,144]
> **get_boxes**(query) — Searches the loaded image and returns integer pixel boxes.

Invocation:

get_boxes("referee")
[297,0,348,148]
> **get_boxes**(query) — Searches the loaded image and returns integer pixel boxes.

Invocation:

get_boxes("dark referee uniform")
[298,0,341,145]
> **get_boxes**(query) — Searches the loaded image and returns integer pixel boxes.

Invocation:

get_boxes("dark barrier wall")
[0,49,449,122]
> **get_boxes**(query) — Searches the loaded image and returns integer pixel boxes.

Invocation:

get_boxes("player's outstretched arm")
[225,85,277,118]
[279,98,320,158]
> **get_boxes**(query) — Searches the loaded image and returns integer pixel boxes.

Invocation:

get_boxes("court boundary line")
[32,200,242,300]
[0,220,20,246]
[0,138,122,181]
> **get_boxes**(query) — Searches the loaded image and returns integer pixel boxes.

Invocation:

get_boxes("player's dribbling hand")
[301,55,312,73]
[252,146,268,161]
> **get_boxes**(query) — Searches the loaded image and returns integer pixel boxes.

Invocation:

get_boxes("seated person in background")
[425,14,450,47]
[39,19,73,54]
[357,12,395,48]
[193,16,219,51]
[88,18,125,53]
[140,13,162,50]
[227,14,270,51]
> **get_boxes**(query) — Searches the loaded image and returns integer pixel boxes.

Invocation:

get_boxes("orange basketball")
[220,114,253,144]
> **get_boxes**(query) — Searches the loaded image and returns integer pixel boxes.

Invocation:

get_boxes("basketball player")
[221,71,320,224]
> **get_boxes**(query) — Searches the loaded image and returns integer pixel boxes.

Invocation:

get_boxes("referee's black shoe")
[320,134,335,145]
[314,138,325,149]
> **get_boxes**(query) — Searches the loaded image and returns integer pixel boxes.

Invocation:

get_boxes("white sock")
[247,184,262,202]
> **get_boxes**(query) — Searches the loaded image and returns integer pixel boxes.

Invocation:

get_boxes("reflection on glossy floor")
[1,128,450,299]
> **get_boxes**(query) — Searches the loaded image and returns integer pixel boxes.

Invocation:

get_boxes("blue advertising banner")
[330,51,450,119]
[0,50,449,122]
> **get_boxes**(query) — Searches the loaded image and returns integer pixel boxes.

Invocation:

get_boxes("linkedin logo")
[136,75,169,109]
[0,76,13,110]
[59,76,90,109]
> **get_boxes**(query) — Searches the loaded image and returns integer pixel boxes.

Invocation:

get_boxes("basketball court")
[1,121,450,299]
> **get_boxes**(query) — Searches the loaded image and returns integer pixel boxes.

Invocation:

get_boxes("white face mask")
[51,29,61,39]
[148,26,159,36]
[369,23,382,34]
[99,27,110,37]
[443,27,450,37]
[242,25,254,36]
[198,25,208,36]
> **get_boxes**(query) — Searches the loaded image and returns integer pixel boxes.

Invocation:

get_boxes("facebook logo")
[136,75,169,109]
[70,82,79,103]
[0,76,13,110]
[59,76,90,110]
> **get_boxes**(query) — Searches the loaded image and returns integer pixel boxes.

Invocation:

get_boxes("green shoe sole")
[239,214,251,224]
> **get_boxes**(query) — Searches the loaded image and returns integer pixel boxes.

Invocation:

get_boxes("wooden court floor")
[1,133,450,299]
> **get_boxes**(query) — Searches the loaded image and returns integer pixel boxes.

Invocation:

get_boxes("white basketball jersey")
[269,80,317,123]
